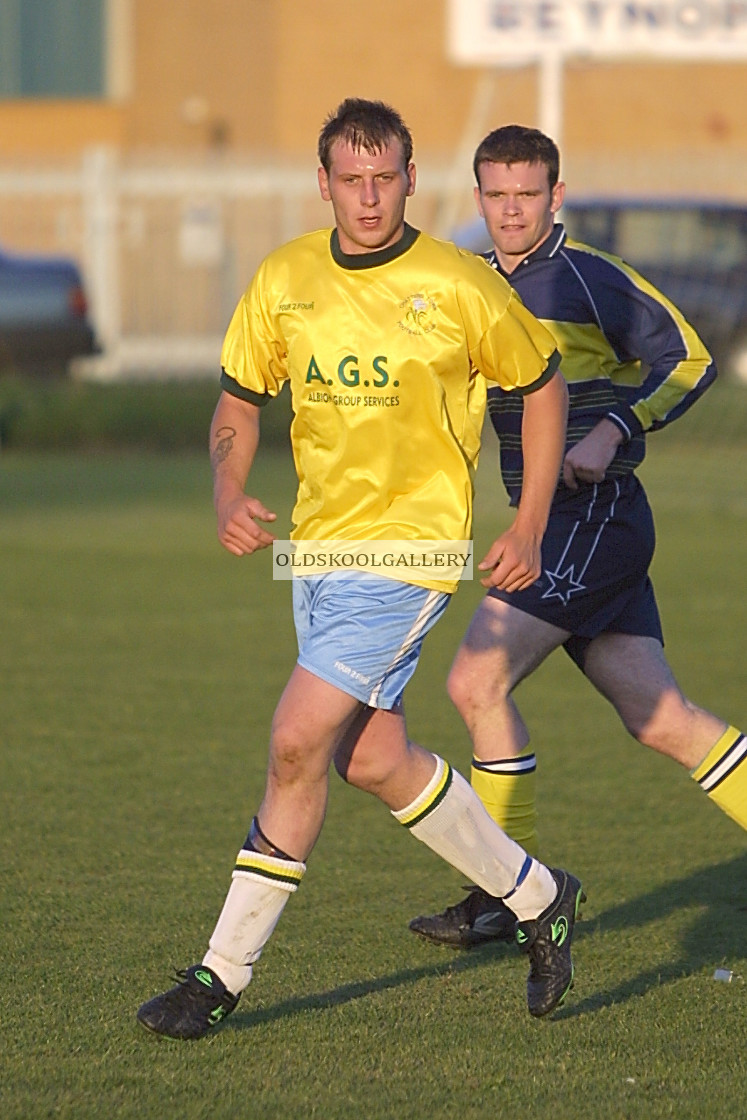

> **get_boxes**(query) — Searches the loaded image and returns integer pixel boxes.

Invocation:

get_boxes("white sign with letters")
[448,0,747,63]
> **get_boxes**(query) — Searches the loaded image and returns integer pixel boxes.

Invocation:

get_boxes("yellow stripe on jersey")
[562,240,713,429]
[543,319,642,387]
[220,226,559,591]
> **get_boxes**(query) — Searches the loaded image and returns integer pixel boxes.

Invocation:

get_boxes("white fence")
[0,145,745,379]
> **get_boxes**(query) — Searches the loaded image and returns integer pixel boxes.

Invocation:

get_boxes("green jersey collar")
[330,223,420,270]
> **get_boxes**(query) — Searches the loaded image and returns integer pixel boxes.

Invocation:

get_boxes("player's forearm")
[515,371,568,536]
[209,391,262,511]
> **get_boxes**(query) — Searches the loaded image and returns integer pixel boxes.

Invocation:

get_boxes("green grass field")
[1,438,745,1119]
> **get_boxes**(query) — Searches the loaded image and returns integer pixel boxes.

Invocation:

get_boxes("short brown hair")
[318,98,413,173]
[473,125,559,190]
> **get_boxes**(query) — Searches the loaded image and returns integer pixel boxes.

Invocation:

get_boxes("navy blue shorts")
[488,473,663,668]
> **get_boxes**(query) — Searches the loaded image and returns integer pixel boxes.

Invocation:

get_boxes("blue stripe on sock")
[503,854,533,901]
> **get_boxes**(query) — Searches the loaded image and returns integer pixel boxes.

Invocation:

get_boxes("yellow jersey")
[220,224,559,590]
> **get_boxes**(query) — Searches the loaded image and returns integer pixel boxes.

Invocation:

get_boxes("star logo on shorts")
[541,565,586,606]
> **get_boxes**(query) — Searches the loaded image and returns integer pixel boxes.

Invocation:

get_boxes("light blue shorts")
[292,572,450,709]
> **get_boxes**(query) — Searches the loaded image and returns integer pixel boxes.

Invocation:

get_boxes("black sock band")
[244,816,296,862]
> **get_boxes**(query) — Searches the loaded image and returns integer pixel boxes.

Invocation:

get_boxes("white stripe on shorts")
[368,589,443,707]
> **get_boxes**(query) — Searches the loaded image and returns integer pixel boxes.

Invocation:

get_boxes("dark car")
[0,247,98,376]
[453,199,747,380]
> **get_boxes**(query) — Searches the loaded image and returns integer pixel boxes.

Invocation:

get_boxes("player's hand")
[478,526,542,591]
[563,419,622,490]
[216,495,277,556]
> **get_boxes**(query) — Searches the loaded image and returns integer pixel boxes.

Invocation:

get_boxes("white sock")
[502,857,557,922]
[392,757,555,916]
[202,848,306,995]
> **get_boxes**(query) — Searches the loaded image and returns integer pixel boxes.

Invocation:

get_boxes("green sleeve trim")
[512,348,562,397]
[220,368,271,406]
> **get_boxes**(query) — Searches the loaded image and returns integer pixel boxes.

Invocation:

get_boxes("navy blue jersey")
[484,225,716,506]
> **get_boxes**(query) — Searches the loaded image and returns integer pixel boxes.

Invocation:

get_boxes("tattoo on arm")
[211,425,237,468]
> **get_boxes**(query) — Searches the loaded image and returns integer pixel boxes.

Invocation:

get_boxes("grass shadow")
[225,943,509,1033]
[557,850,747,1018]
[225,852,747,1031]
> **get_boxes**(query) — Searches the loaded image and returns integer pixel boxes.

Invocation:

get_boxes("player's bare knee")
[339,734,405,793]
[447,660,486,716]
[447,659,508,722]
[343,754,396,794]
[622,691,693,756]
[620,704,665,749]
[446,660,468,713]
[268,721,318,782]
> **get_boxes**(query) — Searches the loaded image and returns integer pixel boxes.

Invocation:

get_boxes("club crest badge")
[398,293,437,335]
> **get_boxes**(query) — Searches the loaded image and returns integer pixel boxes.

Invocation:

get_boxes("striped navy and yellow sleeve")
[568,244,717,439]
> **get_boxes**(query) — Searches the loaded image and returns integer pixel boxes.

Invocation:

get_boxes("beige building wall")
[0,0,745,161]
[125,0,276,150]
[0,101,125,157]
[563,59,747,150]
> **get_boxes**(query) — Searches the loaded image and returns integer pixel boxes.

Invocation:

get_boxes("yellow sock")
[691,726,747,831]
[471,752,538,856]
